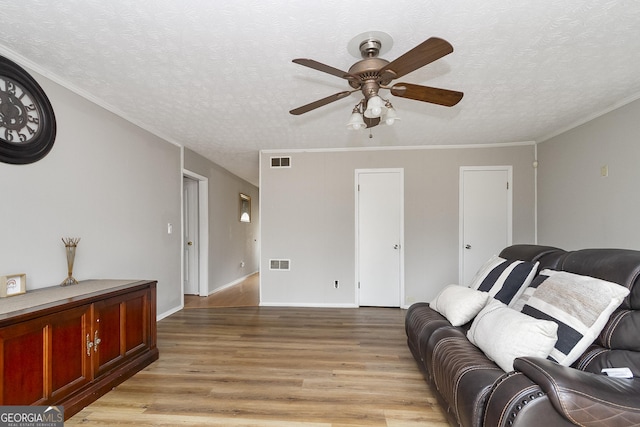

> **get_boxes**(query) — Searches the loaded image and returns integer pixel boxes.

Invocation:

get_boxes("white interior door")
[356,169,404,307]
[459,166,512,285]
[183,176,200,295]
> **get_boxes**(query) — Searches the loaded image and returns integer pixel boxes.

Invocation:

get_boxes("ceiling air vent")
[270,156,291,168]
[269,259,290,271]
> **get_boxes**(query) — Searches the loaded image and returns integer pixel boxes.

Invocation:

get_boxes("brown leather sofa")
[405,244,640,427]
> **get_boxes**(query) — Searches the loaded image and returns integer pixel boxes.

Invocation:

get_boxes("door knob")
[187,241,193,246]
[465,244,471,249]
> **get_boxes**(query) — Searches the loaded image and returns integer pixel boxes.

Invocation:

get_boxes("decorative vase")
[60,237,80,286]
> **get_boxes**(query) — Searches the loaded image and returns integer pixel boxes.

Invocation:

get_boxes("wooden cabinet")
[92,287,153,377]
[0,280,158,419]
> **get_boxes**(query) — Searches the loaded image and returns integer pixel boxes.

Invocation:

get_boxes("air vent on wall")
[269,259,291,270]
[271,156,291,168]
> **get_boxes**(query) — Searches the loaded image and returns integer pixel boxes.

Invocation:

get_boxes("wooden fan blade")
[292,59,357,81]
[289,90,354,115]
[379,37,453,80]
[391,83,463,107]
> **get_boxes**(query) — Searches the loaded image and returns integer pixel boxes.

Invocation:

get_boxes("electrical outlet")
[334,280,339,289]
[601,165,609,177]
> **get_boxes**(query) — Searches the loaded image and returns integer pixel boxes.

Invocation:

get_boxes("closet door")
[357,169,404,307]
[459,166,512,285]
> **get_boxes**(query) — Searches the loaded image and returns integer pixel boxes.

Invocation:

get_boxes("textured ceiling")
[1,1,639,186]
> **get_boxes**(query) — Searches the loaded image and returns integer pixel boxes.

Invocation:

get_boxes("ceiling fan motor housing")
[347,57,390,90]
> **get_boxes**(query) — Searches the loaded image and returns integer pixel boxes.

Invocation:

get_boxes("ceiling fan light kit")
[363,95,384,119]
[347,105,366,130]
[382,102,399,125]
[290,31,463,131]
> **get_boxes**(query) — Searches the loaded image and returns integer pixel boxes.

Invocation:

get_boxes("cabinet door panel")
[93,300,122,376]
[50,305,91,400]
[93,288,151,376]
[0,321,45,405]
[124,292,147,355]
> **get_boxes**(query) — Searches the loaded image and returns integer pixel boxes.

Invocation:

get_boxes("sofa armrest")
[483,371,574,427]
[515,357,640,426]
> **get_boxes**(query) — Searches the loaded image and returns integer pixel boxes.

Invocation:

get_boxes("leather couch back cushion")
[559,249,640,309]
[557,249,640,375]
[519,269,629,366]
[499,244,567,273]
[599,309,640,351]
[577,344,640,376]
[500,246,640,373]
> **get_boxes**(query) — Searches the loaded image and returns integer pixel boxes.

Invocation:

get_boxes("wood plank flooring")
[67,306,448,426]
[184,273,260,308]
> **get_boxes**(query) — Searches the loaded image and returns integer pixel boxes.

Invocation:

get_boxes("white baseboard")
[157,304,183,321]
[259,302,359,308]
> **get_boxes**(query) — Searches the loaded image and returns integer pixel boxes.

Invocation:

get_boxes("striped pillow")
[517,269,630,366]
[510,272,549,311]
[468,299,558,372]
[469,255,539,306]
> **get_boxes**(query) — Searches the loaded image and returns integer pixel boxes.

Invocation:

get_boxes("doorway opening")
[182,170,209,299]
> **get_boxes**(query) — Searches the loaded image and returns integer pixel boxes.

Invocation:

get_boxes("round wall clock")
[0,55,56,164]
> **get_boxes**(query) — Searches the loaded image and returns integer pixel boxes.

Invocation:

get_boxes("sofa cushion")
[499,244,566,267]
[405,302,452,364]
[517,269,630,366]
[430,284,490,327]
[429,327,504,427]
[468,299,558,372]
[469,255,539,306]
[555,248,640,309]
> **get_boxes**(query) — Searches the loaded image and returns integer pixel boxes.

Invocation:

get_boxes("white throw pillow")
[429,284,490,326]
[469,255,539,306]
[517,269,630,366]
[467,299,558,372]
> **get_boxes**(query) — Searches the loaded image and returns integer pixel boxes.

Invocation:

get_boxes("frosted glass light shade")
[347,111,366,130]
[383,107,400,125]
[364,96,385,118]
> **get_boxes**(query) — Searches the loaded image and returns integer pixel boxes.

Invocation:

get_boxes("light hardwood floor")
[184,273,260,308]
[67,299,448,426]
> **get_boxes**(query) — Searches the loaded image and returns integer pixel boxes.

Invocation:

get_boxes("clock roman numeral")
[6,81,16,94]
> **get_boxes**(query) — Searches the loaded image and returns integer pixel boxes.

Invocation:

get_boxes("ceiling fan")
[289,32,463,130]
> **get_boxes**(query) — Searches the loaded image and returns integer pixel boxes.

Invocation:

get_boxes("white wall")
[537,98,640,250]
[183,148,259,293]
[260,144,536,306]
[0,64,182,318]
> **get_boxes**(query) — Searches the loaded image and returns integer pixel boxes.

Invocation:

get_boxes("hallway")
[184,273,259,308]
